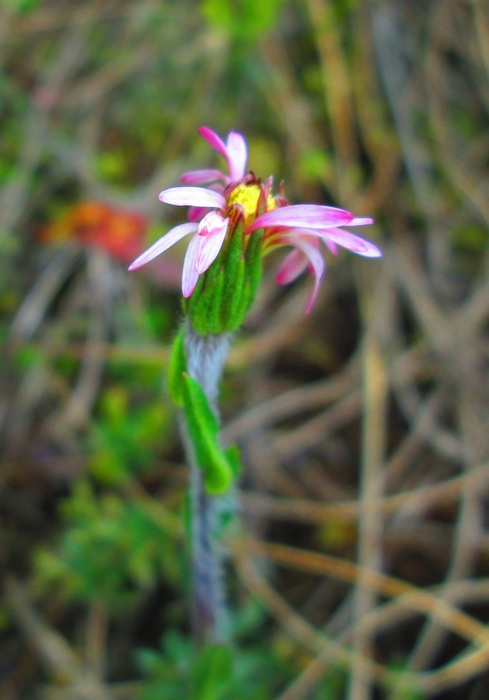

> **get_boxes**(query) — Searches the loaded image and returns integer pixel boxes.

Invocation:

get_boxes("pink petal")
[349,217,374,226]
[276,248,309,285]
[182,234,201,297]
[198,126,228,160]
[321,227,382,257]
[226,131,247,181]
[272,226,381,258]
[288,236,325,313]
[159,187,225,209]
[196,212,229,273]
[250,204,354,231]
[188,206,209,222]
[128,222,198,270]
[266,228,331,253]
[181,169,227,185]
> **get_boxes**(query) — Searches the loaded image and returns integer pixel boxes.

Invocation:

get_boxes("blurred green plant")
[138,637,237,700]
[386,657,426,700]
[137,631,295,700]
[201,0,287,42]
[137,601,347,700]
[137,635,348,699]
[3,0,40,16]
[34,481,181,610]
[88,384,172,486]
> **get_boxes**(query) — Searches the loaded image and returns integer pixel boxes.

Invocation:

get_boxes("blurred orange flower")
[39,202,148,263]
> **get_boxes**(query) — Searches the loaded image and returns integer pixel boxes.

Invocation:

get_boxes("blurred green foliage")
[3,0,40,15]
[88,384,172,486]
[202,0,287,41]
[137,627,347,699]
[34,481,180,610]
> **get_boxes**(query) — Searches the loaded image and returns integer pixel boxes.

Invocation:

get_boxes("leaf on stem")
[181,373,236,494]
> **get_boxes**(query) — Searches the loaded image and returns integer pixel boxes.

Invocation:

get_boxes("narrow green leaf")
[203,459,233,494]
[182,373,219,434]
[181,374,233,494]
[167,327,187,407]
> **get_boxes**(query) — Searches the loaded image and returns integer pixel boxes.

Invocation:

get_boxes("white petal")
[182,234,201,297]
[196,212,229,273]
[226,131,247,181]
[128,223,197,270]
[159,187,225,209]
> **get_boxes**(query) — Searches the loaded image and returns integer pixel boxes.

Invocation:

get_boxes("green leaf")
[167,328,187,406]
[190,645,233,700]
[181,374,234,494]
[181,373,219,434]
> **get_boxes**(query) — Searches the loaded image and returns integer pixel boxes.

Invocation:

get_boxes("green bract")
[182,211,263,335]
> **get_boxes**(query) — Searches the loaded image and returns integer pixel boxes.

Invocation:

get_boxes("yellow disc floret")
[227,183,276,227]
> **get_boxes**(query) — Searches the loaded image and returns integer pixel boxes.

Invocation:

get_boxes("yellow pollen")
[227,184,276,226]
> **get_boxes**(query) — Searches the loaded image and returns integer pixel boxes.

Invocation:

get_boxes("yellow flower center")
[227,183,276,227]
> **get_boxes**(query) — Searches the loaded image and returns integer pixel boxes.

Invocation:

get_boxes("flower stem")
[183,321,232,646]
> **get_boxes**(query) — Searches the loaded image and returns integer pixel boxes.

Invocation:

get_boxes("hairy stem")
[183,321,232,646]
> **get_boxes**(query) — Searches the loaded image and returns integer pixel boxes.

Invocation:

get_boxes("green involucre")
[182,213,263,335]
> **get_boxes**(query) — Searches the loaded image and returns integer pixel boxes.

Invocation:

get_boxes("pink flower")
[129,126,381,311]
[128,127,248,297]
